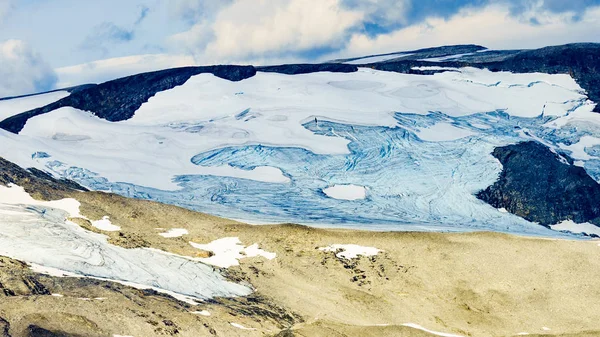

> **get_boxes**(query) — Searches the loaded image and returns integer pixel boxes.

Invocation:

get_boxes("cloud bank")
[0,39,57,98]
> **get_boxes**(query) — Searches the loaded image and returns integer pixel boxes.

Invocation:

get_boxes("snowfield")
[0,184,251,302]
[0,67,597,237]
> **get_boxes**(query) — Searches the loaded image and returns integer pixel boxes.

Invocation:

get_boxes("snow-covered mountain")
[1,43,600,238]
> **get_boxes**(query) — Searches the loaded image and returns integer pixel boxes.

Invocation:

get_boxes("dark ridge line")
[0,84,96,101]
[367,43,600,113]
[257,63,358,74]
[0,64,360,134]
[0,65,257,134]
[1,43,598,134]
[329,44,488,63]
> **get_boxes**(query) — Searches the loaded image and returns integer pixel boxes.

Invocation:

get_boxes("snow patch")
[0,185,251,303]
[550,220,600,236]
[191,310,211,316]
[159,228,189,238]
[91,216,120,232]
[411,66,459,71]
[323,185,367,201]
[230,323,256,330]
[402,323,465,337]
[319,244,381,259]
[190,237,277,268]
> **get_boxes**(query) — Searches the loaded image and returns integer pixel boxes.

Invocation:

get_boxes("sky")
[1,0,600,97]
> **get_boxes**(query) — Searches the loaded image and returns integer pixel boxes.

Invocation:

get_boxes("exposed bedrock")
[477,141,600,227]
[257,63,358,75]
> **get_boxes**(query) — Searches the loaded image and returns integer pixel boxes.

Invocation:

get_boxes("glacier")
[0,67,597,238]
[0,185,252,302]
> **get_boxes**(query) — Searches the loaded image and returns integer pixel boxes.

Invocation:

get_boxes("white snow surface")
[190,237,277,268]
[159,228,189,238]
[0,91,69,120]
[323,185,367,200]
[411,66,460,71]
[415,122,477,142]
[344,53,413,64]
[319,244,381,259]
[91,216,120,232]
[0,184,251,302]
[550,220,600,236]
[0,67,585,192]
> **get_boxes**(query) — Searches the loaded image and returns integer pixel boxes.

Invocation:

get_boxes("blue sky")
[1,0,600,96]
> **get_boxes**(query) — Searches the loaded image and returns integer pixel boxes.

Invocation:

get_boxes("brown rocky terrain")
[1,158,600,337]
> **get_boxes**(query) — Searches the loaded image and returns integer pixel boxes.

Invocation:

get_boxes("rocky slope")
[1,157,600,336]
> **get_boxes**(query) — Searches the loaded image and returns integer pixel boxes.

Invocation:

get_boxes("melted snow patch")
[159,228,189,238]
[190,237,277,268]
[402,323,465,337]
[91,216,121,232]
[323,185,367,201]
[550,220,600,236]
[319,244,381,259]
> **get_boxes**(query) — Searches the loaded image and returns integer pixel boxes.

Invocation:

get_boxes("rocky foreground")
[1,159,600,337]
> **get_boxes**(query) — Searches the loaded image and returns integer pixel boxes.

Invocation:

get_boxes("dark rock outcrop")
[27,325,79,337]
[258,63,357,75]
[0,157,86,200]
[477,141,600,226]
[0,318,10,337]
[330,44,487,64]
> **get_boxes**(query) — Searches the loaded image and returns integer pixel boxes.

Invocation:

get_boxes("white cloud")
[331,4,600,59]
[55,54,197,88]
[169,0,232,24]
[0,39,57,97]
[0,0,12,24]
[170,0,363,63]
[342,0,411,27]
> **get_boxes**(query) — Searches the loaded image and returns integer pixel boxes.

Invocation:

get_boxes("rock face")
[477,141,600,226]
[0,157,86,200]
[258,63,358,75]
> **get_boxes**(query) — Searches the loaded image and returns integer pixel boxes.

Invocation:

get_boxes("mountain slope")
[0,43,599,238]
